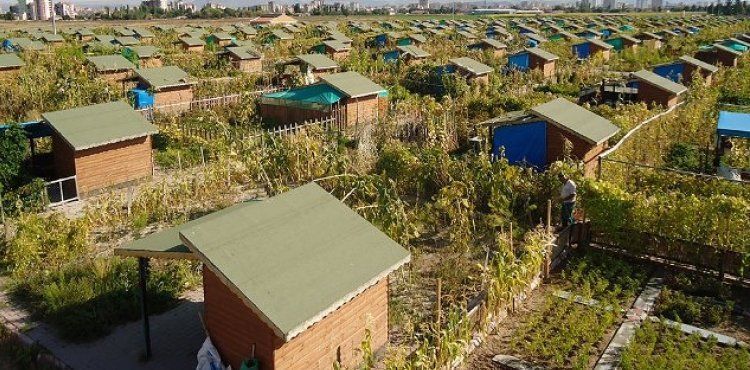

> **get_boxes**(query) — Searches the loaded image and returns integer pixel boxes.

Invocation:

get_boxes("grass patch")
[8,258,199,342]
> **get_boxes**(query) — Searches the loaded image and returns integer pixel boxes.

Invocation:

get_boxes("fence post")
[0,190,7,240]
[597,156,603,180]
[435,278,442,359]
[546,199,552,233]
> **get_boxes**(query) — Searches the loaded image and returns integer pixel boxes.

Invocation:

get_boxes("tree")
[0,124,30,191]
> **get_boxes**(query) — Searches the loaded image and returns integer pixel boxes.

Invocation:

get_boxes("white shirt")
[561,179,577,204]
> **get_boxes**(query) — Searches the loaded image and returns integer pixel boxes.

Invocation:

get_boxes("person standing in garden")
[558,173,577,228]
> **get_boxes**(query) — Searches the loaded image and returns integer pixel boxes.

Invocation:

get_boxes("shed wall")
[203,267,390,370]
[273,278,389,369]
[345,95,380,126]
[636,82,679,107]
[73,136,153,193]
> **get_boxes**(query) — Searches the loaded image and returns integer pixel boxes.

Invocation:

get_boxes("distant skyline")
[0,0,710,11]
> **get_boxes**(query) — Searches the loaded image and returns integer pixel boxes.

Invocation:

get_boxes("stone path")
[594,273,664,370]
[0,287,205,370]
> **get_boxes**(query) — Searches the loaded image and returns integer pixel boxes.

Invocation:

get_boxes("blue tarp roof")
[718,111,750,138]
[264,84,345,105]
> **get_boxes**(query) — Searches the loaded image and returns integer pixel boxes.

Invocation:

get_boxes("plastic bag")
[196,337,226,370]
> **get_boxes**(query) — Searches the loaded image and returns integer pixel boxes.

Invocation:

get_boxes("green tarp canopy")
[264,84,344,106]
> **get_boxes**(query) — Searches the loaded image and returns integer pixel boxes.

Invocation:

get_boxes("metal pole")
[139,257,152,360]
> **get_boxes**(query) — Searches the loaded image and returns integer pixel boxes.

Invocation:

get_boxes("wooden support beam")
[139,257,152,360]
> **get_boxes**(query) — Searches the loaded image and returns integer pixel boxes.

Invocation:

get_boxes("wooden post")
[0,190,7,240]
[139,257,152,360]
[436,277,442,358]
[547,199,552,233]
[509,221,514,251]
[201,147,206,167]
[597,156,603,180]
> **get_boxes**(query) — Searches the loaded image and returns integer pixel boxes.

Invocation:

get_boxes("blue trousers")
[561,201,575,227]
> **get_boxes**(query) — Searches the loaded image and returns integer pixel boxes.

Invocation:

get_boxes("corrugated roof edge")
[180,231,410,342]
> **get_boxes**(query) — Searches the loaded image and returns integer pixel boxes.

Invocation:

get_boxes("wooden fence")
[137,86,285,120]
[590,228,749,281]
[160,117,340,145]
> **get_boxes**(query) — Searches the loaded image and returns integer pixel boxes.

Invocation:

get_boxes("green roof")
[632,69,688,95]
[114,36,140,46]
[679,55,718,73]
[86,55,135,72]
[327,31,352,43]
[94,35,116,43]
[320,71,386,98]
[131,27,155,38]
[178,183,410,341]
[116,200,259,260]
[126,45,160,58]
[713,43,742,56]
[525,47,559,61]
[321,39,350,52]
[180,37,205,46]
[209,32,234,40]
[43,101,158,151]
[295,53,338,70]
[408,33,427,43]
[449,57,493,75]
[135,66,191,89]
[41,33,64,43]
[237,26,257,35]
[396,45,430,58]
[531,98,619,145]
[270,29,293,40]
[0,53,25,69]
[478,38,507,49]
[225,45,262,60]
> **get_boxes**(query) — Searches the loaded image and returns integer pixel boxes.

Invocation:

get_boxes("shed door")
[492,121,547,168]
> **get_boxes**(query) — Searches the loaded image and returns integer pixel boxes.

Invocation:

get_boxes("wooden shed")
[634,32,663,49]
[260,71,387,127]
[695,44,742,67]
[448,57,493,85]
[122,45,163,68]
[224,46,263,73]
[0,53,25,78]
[631,69,688,108]
[207,33,235,48]
[313,40,351,61]
[605,34,641,52]
[86,55,135,84]
[131,27,155,43]
[285,54,340,82]
[179,37,205,53]
[572,39,613,61]
[134,66,194,111]
[468,38,507,57]
[652,54,719,87]
[487,98,620,176]
[390,45,430,65]
[44,101,157,194]
[74,28,95,42]
[115,182,410,370]
[507,47,559,78]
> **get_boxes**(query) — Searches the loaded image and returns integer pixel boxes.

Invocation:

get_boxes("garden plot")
[620,320,750,370]
[463,250,651,370]
[650,271,750,346]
